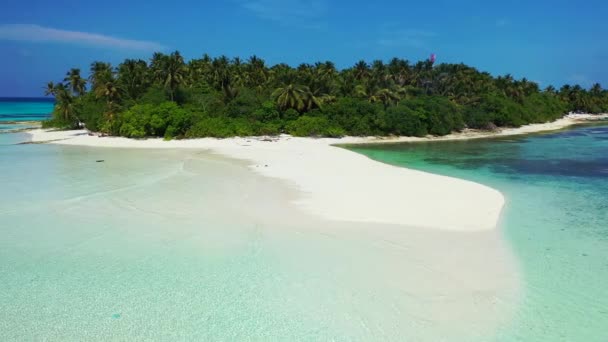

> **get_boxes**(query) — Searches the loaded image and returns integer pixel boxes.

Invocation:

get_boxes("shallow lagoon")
[1,135,517,341]
[349,124,608,341]
[3,98,605,340]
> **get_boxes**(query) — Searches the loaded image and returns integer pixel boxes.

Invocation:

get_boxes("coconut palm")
[544,85,557,95]
[245,55,268,88]
[150,52,166,82]
[54,84,75,121]
[370,88,400,108]
[353,60,370,81]
[336,71,357,97]
[188,55,213,86]
[117,59,149,99]
[387,58,411,86]
[154,51,187,101]
[95,81,121,111]
[89,62,113,91]
[44,81,56,96]
[272,84,318,112]
[64,68,87,95]
[590,83,603,96]
[268,63,296,87]
[370,60,389,86]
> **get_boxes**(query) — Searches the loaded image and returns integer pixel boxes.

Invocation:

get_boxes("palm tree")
[590,83,603,96]
[336,71,357,97]
[95,81,121,114]
[309,61,336,96]
[520,78,540,96]
[353,60,369,81]
[152,51,187,101]
[54,84,75,121]
[150,52,166,82]
[117,59,149,99]
[44,81,56,96]
[272,84,318,112]
[89,62,113,91]
[370,60,388,87]
[371,88,400,108]
[387,58,411,86]
[64,68,87,96]
[245,55,268,89]
[544,85,557,95]
[269,63,296,87]
[188,54,221,88]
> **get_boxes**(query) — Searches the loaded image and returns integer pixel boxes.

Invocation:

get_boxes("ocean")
[0,97,54,136]
[2,98,607,340]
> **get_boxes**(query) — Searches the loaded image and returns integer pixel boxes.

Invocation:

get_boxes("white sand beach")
[27,113,606,232]
[27,129,503,231]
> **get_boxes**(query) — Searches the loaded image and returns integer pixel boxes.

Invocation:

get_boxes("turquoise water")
[1,100,518,341]
[0,97,54,121]
[349,124,608,341]
[2,98,606,340]
[0,98,54,133]
[1,137,518,341]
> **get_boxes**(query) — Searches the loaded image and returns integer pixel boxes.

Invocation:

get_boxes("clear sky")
[1,0,606,97]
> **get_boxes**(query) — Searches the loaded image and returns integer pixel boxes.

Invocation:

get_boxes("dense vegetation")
[43,51,608,138]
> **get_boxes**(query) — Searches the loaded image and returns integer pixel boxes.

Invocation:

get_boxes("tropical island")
[14,47,608,342]
[43,51,608,139]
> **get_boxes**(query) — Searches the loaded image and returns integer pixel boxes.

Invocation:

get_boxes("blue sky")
[1,0,607,96]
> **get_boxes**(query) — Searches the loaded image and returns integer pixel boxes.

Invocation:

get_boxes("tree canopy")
[43,51,608,138]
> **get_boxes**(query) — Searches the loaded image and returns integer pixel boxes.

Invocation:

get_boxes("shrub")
[286,116,345,137]
[114,102,194,138]
[72,93,105,131]
[41,117,75,129]
[222,88,265,118]
[382,105,428,136]
[282,108,300,121]
[139,85,170,105]
[185,118,266,138]
[252,101,280,122]
[320,98,384,135]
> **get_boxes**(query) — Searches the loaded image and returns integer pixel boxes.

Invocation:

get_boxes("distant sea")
[0,97,54,134]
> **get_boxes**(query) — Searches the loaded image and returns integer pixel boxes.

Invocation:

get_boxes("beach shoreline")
[26,131,504,232]
[334,113,608,145]
[25,114,607,232]
[3,134,523,339]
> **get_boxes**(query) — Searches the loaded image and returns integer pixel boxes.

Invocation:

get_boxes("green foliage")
[185,117,280,138]
[521,93,567,123]
[286,116,345,137]
[252,101,280,122]
[46,52,608,139]
[73,93,105,131]
[320,98,384,135]
[382,104,428,137]
[114,102,193,138]
[404,96,464,135]
[139,85,170,105]
[282,108,300,121]
[41,116,75,129]
[224,88,262,118]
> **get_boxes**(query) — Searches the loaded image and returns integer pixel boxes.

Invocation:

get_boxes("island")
[42,52,608,139]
